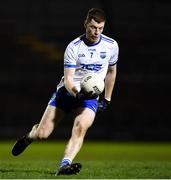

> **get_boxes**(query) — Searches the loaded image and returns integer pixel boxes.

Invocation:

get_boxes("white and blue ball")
[80,73,104,96]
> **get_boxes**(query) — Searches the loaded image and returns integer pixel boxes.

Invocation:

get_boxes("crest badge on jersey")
[100,52,106,59]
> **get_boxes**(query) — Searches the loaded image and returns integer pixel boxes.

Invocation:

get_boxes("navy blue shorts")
[48,86,98,113]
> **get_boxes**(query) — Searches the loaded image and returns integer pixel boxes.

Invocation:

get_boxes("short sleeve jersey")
[57,34,119,91]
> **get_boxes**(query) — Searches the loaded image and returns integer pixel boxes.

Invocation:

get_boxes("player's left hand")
[98,98,110,111]
[76,89,98,100]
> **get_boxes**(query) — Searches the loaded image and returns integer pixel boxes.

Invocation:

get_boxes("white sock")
[60,158,72,167]
[28,124,39,139]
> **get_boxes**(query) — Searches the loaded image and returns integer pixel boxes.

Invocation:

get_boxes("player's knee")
[75,121,89,136]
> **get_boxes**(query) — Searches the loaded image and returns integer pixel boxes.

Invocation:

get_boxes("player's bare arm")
[104,65,117,101]
[64,68,78,97]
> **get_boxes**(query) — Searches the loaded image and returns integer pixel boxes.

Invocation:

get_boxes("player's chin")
[92,37,99,42]
[89,36,99,43]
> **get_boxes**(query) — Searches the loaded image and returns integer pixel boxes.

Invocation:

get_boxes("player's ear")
[84,20,87,28]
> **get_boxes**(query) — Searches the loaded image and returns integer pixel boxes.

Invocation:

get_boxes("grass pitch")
[1,141,171,179]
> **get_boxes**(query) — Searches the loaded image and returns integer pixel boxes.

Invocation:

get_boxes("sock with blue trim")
[60,158,72,167]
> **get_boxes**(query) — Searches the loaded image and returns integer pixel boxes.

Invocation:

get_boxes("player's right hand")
[76,89,98,100]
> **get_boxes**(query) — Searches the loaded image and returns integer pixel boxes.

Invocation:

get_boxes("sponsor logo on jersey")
[80,63,102,71]
[78,53,85,57]
[88,49,96,51]
[100,52,106,59]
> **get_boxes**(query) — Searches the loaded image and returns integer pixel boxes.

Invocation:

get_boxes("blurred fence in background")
[0,0,170,141]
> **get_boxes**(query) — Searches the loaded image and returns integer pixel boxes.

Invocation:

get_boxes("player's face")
[85,19,105,43]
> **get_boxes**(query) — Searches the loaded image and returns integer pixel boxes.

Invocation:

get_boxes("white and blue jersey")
[49,34,119,113]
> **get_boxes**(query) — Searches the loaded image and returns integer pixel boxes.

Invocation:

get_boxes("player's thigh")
[38,105,65,130]
[74,108,96,129]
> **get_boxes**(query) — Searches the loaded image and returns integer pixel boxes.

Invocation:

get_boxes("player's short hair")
[85,8,106,24]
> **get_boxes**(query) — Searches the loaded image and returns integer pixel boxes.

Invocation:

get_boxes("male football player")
[12,8,119,175]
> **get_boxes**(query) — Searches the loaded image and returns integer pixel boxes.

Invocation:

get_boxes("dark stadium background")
[0,0,170,141]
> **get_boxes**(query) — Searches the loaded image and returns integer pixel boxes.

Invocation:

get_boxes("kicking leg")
[12,105,65,156]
